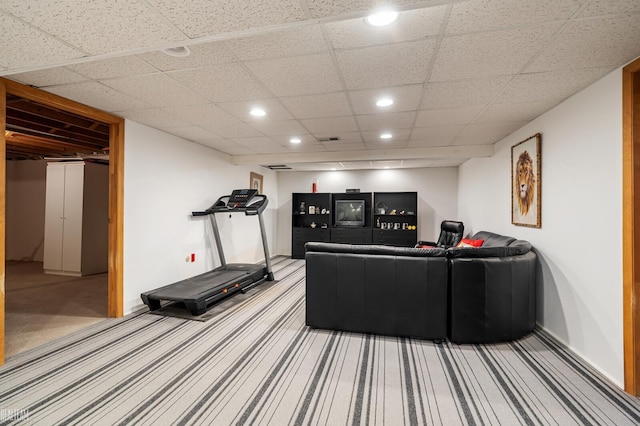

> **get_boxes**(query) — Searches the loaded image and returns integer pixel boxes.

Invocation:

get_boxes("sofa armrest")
[448,251,537,343]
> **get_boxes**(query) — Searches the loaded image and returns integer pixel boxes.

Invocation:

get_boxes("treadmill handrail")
[193,194,268,216]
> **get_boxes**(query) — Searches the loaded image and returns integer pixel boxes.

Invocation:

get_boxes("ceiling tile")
[445,0,583,35]
[476,101,557,124]
[217,99,293,122]
[245,53,343,97]
[431,24,561,81]
[45,81,150,112]
[408,126,464,146]
[454,121,527,145]
[225,25,328,61]
[285,143,328,153]
[4,0,186,55]
[232,137,289,153]
[280,92,353,119]
[249,120,309,136]
[270,134,318,145]
[494,68,612,104]
[163,103,234,127]
[526,16,640,72]
[350,84,423,114]
[337,39,436,90]
[320,142,366,151]
[578,0,640,17]
[163,126,220,141]
[313,131,364,144]
[300,116,359,134]
[168,63,272,102]
[116,108,191,128]
[422,76,512,110]
[357,112,416,131]
[9,68,89,87]
[197,139,256,155]
[68,56,159,80]
[415,106,485,127]
[137,41,237,71]
[306,0,424,18]
[0,13,85,69]
[146,0,307,38]
[209,120,265,139]
[364,138,410,149]
[324,6,445,49]
[102,73,208,107]
[362,129,412,143]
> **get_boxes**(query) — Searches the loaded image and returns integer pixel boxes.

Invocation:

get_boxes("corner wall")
[123,120,277,314]
[458,68,624,385]
[276,168,459,256]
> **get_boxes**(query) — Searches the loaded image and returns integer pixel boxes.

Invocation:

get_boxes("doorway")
[0,78,124,364]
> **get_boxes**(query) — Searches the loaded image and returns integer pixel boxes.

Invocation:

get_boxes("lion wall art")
[511,134,541,227]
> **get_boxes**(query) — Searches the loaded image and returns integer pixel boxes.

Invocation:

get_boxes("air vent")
[265,164,291,170]
[317,136,341,142]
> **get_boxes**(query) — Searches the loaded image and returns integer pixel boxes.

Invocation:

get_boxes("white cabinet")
[43,161,108,276]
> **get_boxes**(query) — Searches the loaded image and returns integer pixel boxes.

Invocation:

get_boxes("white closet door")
[43,164,65,271]
[61,163,84,273]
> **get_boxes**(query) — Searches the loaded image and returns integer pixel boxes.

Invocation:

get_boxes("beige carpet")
[4,260,107,358]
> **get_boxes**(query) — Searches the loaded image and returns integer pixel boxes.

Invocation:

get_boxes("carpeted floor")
[1,257,639,425]
[4,261,108,357]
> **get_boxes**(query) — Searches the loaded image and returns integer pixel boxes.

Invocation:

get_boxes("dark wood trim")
[0,78,125,364]
[623,57,640,394]
[0,82,6,363]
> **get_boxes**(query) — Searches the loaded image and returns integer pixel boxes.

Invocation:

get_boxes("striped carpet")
[1,257,640,425]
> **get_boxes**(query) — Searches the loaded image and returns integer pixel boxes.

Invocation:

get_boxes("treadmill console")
[228,189,258,208]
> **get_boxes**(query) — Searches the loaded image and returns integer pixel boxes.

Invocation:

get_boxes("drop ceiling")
[1,0,639,170]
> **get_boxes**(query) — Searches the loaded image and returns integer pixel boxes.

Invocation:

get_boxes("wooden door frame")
[623,57,640,394]
[0,78,124,364]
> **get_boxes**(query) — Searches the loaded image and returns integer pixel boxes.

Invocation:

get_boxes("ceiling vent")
[265,164,291,170]
[317,136,341,142]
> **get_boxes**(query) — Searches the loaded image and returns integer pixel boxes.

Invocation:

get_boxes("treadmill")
[141,189,274,316]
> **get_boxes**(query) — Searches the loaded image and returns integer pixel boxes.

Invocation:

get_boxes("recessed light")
[290,137,301,144]
[250,108,266,117]
[366,9,398,27]
[380,133,393,139]
[376,97,394,107]
[162,46,191,57]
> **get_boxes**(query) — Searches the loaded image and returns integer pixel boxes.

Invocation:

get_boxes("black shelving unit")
[291,193,331,259]
[291,191,417,258]
[372,192,418,247]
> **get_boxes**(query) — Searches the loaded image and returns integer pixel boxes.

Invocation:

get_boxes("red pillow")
[456,238,484,248]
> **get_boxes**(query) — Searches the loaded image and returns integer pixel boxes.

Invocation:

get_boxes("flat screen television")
[335,199,365,227]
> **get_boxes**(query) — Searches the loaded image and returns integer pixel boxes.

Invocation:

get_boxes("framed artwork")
[511,133,541,228]
[250,172,263,194]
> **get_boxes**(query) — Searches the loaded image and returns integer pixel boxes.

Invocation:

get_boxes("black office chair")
[417,220,464,248]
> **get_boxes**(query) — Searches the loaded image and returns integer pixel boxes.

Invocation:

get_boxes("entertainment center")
[291,191,417,259]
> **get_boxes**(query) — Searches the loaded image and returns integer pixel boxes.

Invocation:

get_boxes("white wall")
[123,120,278,314]
[5,160,47,261]
[276,168,459,255]
[459,68,624,385]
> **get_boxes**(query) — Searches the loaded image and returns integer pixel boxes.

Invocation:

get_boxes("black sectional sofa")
[304,231,537,344]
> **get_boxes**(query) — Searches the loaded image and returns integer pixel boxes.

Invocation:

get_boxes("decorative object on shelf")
[250,172,263,194]
[312,178,318,193]
[381,223,387,229]
[375,202,388,214]
[299,201,306,214]
[309,205,316,214]
[511,133,541,228]
[376,217,381,228]
[389,209,397,215]
[402,223,408,230]
[321,223,328,228]
[321,208,327,214]
[310,222,317,228]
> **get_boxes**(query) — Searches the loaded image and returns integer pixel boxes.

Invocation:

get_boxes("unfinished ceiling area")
[5,94,109,160]
[1,0,640,170]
